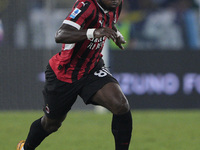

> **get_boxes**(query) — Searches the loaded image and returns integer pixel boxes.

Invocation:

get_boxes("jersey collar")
[96,1,109,14]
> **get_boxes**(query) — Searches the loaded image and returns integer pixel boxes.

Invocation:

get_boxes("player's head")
[97,0,122,11]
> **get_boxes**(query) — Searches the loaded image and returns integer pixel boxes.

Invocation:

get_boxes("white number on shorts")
[94,69,108,77]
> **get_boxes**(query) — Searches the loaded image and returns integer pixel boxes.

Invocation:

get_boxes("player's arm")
[112,25,126,50]
[55,24,118,44]
[55,24,87,43]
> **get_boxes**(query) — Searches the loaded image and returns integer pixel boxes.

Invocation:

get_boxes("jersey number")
[94,69,108,77]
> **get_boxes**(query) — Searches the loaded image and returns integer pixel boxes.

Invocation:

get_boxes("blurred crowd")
[1,0,200,50]
[110,0,200,50]
[125,0,197,11]
[0,0,9,44]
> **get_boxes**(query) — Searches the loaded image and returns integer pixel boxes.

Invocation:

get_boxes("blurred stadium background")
[1,0,200,110]
[0,0,200,149]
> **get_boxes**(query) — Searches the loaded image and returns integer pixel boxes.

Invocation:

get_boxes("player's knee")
[41,118,62,133]
[44,121,62,133]
[112,99,130,115]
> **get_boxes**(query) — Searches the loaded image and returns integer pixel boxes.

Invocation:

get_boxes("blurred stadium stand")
[0,0,200,110]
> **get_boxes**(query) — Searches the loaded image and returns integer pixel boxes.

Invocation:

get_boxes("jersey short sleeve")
[63,0,95,30]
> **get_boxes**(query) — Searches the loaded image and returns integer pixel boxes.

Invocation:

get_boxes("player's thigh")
[42,64,78,119]
[91,82,130,114]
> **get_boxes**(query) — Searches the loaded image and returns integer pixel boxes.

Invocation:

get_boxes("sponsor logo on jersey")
[70,8,81,19]
[81,2,86,6]
[99,20,103,27]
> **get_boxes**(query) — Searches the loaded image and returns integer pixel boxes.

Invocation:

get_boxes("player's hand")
[94,27,117,42]
[115,35,126,50]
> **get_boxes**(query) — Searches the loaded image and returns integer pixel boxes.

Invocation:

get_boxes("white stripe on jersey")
[63,20,81,30]
[97,2,109,14]
[62,20,80,50]
[64,43,75,50]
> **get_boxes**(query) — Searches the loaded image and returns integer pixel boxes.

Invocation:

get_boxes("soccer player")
[17,0,132,150]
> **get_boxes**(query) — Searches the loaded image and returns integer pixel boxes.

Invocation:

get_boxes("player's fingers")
[121,40,126,44]
[119,45,124,50]
[107,33,117,40]
[118,36,126,44]
[112,32,118,39]
[121,38,126,44]
[110,35,117,42]
[106,33,116,42]
[105,28,117,39]
[115,40,125,50]
[118,44,124,50]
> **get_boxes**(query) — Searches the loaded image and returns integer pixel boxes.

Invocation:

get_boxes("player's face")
[99,0,122,11]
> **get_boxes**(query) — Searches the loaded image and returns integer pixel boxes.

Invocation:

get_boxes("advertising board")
[110,50,200,109]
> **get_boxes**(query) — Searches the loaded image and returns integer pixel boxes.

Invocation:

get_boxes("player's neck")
[96,0,115,12]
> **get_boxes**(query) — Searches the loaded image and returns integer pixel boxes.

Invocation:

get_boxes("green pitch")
[0,110,200,150]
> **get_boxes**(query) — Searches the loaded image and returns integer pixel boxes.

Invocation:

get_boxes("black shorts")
[42,59,118,119]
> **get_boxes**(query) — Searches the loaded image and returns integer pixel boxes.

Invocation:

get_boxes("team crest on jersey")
[70,8,81,19]
[45,105,50,114]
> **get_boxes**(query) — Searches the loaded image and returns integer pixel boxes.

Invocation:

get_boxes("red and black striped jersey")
[49,0,123,83]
